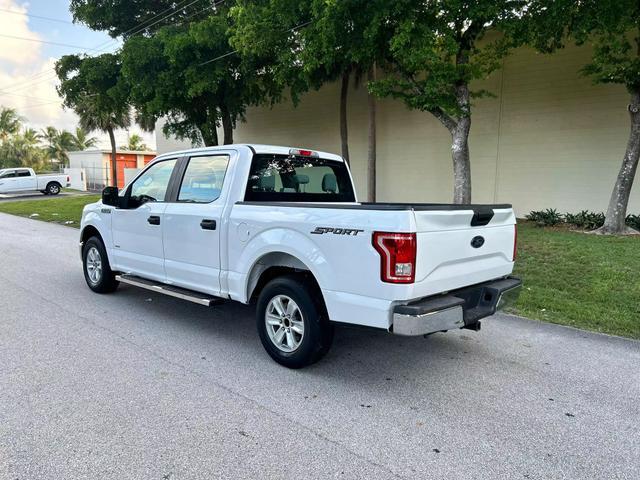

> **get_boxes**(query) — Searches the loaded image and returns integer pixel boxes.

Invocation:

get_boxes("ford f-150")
[79,144,521,368]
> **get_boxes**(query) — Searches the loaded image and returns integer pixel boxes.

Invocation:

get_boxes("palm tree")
[70,127,98,151]
[121,133,147,151]
[1,128,47,171]
[75,97,130,187]
[40,127,75,168]
[0,107,22,143]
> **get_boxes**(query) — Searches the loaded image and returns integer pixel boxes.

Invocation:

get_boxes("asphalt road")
[0,213,638,480]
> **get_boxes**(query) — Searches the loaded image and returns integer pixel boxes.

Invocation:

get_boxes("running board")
[115,274,223,307]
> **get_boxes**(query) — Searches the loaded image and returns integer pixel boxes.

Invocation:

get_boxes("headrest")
[258,174,275,191]
[322,173,337,193]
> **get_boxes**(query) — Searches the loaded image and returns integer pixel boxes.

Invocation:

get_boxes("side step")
[115,274,223,307]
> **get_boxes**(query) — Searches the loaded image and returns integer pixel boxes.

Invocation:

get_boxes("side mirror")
[102,186,120,207]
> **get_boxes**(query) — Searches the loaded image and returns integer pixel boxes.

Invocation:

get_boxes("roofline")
[68,149,157,156]
[154,144,344,162]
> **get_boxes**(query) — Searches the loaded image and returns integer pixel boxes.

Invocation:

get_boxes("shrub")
[525,208,562,226]
[527,209,639,231]
[626,214,640,231]
[567,210,605,230]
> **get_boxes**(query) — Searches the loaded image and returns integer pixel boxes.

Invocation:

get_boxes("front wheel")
[256,275,333,369]
[82,236,119,293]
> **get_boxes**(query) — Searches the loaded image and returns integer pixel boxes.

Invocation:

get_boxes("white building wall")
[68,151,108,191]
[156,43,639,217]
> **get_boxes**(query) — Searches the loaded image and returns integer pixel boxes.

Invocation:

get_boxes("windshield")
[244,154,355,202]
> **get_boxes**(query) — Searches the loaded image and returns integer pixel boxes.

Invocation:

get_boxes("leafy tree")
[56,53,131,187]
[70,127,99,150]
[366,0,526,204]
[526,0,640,233]
[121,133,148,151]
[70,0,200,38]
[121,8,266,146]
[0,107,22,143]
[230,0,386,200]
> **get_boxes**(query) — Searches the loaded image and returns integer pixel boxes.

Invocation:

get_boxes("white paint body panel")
[80,144,517,330]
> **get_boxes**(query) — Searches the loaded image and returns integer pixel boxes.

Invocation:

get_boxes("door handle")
[200,219,216,230]
[147,215,161,225]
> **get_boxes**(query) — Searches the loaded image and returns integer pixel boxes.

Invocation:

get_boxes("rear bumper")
[392,276,522,336]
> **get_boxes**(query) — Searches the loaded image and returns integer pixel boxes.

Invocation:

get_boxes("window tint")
[0,170,16,179]
[17,170,31,177]
[245,154,355,202]
[129,159,177,204]
[178,155,229,203]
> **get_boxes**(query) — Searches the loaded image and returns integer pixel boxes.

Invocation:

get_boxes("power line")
[0,0,216,95]
[0,91,62,103]
[0,33,100,51]
[0,7,74,25]
[198,19,313,67]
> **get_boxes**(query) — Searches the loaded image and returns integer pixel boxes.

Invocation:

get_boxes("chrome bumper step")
[115,274,223,307]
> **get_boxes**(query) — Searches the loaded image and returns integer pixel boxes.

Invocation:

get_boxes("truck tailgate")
[411,207,516,298]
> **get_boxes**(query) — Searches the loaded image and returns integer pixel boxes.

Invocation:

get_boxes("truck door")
[0,170,18,192]
[162,154,230,296]
[16,169,36,190]
[110,158,178,282]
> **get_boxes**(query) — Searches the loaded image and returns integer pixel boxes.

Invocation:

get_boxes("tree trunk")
[221,105,234,145]
[200,123,218,147]
[340,71,350,165]
[451,82,472,204]
[107,126,118,188]
[601,89,640,234]
[367,65,377,203]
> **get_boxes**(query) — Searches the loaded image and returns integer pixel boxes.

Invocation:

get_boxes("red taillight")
[67,176,70,182]
[513,224,518,261]
[372,232,417,283]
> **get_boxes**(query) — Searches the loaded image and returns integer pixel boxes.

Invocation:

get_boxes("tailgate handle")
[470,209,494,227]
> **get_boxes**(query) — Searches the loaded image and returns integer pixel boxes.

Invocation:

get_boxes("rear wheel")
[45,182,61,195]
[82,236,119,293]
[256,275,333,368]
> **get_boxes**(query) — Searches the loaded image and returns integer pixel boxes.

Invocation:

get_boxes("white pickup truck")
[79,145,521,368]
[0,167,69,195]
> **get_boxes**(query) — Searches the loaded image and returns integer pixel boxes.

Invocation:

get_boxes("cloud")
[0,0,42,67]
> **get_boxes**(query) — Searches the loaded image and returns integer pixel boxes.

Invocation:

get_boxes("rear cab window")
[244,154,355,202]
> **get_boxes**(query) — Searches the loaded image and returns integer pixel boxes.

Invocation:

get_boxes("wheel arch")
[246,252,323,307]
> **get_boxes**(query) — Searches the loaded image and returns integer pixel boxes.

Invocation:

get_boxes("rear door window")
[178,155,229,203]
[245,154,355,202]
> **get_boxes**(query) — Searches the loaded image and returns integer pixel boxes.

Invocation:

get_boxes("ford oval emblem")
[471,236,485,248]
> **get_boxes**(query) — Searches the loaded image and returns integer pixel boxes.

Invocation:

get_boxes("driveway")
[0,213,638,480]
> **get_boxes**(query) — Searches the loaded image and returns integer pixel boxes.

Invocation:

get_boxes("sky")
[0,0,156,150]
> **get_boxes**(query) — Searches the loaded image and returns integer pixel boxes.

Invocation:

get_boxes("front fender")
[80,208,114,262]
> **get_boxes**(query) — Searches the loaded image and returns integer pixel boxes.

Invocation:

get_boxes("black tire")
[82,236,119,293]
[46,182,61,195]
[256,274,334,368]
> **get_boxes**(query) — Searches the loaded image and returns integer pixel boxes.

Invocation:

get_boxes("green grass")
[0,194,100,227]
[512,222,640,339]
[0,196,637,339]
